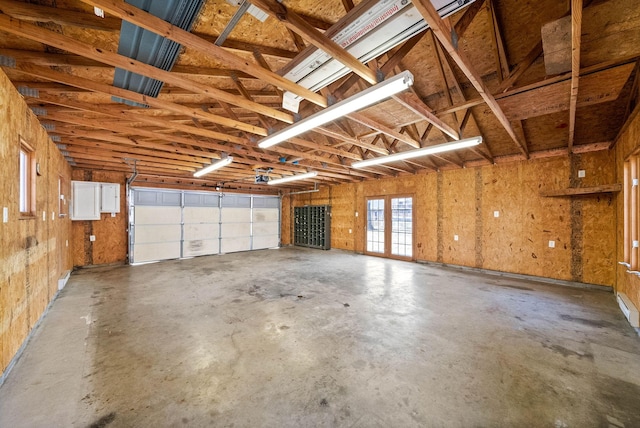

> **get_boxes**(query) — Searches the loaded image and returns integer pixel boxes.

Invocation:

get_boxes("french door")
[365,195,414,260]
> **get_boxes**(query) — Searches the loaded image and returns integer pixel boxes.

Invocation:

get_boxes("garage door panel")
[183,207,219,223]
[183,223,219,240]
[134,225,181,243]
[220,222,251,238]
[135,206,181,224]
[220,207,251,222]
[133,242,181,263]
[183,239,219,257]
[253,221,278,236]
[253,235,279,249]
[221,237,251,253]
[252,208,279,222]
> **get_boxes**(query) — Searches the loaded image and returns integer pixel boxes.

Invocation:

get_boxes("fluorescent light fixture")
[193,156,233,177]
[267,171,318,185]
[352,137,482,168]
[258,71,414,149]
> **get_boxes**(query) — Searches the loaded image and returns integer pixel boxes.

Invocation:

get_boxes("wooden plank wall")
[615,110,640,310]
[0,69,72,377]
[71,170,128,267]
[285,151,616,287]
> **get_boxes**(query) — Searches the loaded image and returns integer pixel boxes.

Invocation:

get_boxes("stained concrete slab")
[1,247,639,427]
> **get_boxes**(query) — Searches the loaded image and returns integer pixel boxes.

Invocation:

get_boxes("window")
[624,155,639,270]
[19,139,35,216]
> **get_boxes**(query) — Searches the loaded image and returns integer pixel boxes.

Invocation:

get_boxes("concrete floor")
[1,248,640,427]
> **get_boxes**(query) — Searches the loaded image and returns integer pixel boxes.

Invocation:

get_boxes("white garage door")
[129,188,280,264]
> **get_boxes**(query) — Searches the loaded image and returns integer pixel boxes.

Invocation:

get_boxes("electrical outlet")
[494,211,500,218]
[578,170,586,178]
[66,240,68,247]
[355,211,358,217]
[454,235,459,241]
[42,211,46,221]
[90,235,96,242]
[2,207,7,223]
[52,211,55,220]
[349,228,352,234]
[549,240,555,248]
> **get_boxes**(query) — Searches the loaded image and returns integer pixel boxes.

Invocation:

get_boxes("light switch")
[578,170,586,178]
[549,240,555,248]
[494,211,500,218]
[349,229,352,234]
[454,235,459,241]
[90,235,96,242]
[42,211,46,221]
[355,211,358,217]
[52,211,55,220]
[3,207,7,223]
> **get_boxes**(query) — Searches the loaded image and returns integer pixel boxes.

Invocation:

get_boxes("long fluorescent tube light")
[193,156,233,177]
[352,137,482,168]
[258,71,414,149]
[267,171,318,185]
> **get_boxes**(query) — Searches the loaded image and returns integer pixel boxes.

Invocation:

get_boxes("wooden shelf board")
[541,183,622,197]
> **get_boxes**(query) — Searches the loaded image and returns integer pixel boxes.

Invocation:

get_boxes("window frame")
[623,155,639,270]
[19,138,36,218]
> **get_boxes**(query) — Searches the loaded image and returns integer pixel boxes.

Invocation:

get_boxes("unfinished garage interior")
[1,0,640,425]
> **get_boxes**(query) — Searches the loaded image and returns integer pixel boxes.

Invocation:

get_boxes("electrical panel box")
[101,183,120,213]
[71,181,101,220]
[71,181,120,220]
[294,205,331,250]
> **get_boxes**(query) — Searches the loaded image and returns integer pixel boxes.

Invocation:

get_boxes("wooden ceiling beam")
[487,0,510,82]
[0,14,297,122]
[436,42,495,162]
[429,30,460,135]
[0,0,119,31]
[46,111,235,154]
[452,0,486,38]
[315,126,389,155]
[62,138,212,164]
[64,145,203,169]
[30,92,253,145]
[14,63,267,135]
[341,0,355,13]
[495,42,543,93]
[79,0,327,107]
[0,1,320,60]
[0,48,258,79]
[347,112,420,149]
[437,57,638,117]
[412,0,528,157]
[71,161,191,176]
[568,0,583,152]
[392,92,460,140]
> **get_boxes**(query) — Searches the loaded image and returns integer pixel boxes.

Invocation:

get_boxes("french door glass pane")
[391,197,412,257]
[367,199,384,253]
